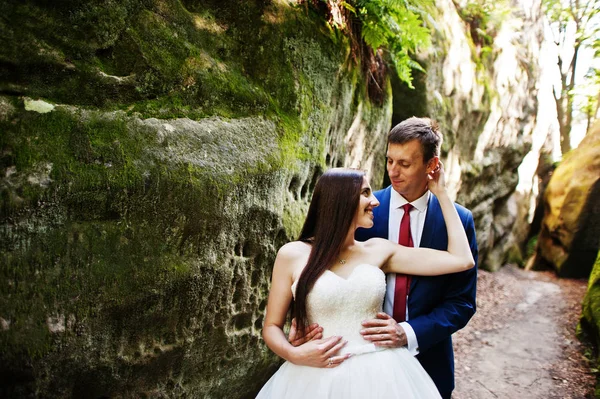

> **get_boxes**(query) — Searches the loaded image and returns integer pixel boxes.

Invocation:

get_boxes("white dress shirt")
[384,189,430,355]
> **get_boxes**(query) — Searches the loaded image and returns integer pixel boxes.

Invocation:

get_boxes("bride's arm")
[262,244,298,360]
[379,164,475,275]
[262,243,350,367]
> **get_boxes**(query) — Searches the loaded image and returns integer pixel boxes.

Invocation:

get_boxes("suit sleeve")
[406,210,478,353]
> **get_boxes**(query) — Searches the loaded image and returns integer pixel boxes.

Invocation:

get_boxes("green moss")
[0,0,290,113]
[506,243,524,266]
[526,235,538,258]
[1,0,353,160]
[0,104,249,350]
[282,204,307,241]
[579,252,600,394]
[1,108,144,194]
[0,1,389,396]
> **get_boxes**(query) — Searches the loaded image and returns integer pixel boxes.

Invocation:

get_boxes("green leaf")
[325,0,434,88]
[340,1,357,14]
[362,24,387,49]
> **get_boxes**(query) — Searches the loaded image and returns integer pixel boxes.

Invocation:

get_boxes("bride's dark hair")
[294,168,365,334]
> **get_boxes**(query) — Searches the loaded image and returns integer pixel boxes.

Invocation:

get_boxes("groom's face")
[386,140,436,202]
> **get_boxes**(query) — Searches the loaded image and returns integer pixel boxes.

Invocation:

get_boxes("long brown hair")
[294,168,365,333]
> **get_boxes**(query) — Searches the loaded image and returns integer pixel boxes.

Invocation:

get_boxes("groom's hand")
[288,318,323,347]
[360,312,408,348]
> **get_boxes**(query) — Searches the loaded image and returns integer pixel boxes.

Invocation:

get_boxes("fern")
[308,0,433,88]
[362,23,387,49]
[340,1,356,13]
[354,0,432,87]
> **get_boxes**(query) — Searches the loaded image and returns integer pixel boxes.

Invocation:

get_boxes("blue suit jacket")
[356,186,478,399]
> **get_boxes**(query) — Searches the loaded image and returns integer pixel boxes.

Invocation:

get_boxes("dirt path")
[452,265,595,399]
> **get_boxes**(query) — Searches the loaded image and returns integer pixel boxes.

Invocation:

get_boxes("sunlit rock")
[530,121,600,277]
[24,98,55,113]
[390,0,545,270]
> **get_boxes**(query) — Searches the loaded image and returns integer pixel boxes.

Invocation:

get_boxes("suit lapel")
[377,186,392,239]
[410,194,440,292]
[419,194,439,249]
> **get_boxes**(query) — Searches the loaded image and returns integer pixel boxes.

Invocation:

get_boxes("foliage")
[308,0,433,88]
[578,63,600,133]
[454,0,510,66]
[456,1,494,47]
[526,235,538,259]
[543,0,600,155]
[581,36,600,133]
[354,0,432,87]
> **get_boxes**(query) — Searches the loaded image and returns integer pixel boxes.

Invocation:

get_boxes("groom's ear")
[426,156,440,173]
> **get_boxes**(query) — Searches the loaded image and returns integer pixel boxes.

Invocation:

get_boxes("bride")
[256,164,474,398]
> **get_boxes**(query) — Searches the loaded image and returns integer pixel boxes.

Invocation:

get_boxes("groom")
[289,117,478,398]
[355,117,478,398]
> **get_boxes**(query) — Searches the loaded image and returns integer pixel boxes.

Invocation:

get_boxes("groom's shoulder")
[429,193,472,217]
[373,186,390,200]
[454,202,472,216]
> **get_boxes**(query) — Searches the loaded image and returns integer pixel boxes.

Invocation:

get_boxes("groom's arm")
[406,211,478,353]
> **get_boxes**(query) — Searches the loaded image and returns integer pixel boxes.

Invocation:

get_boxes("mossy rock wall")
[0,1,391,397]
[579,251,600,395]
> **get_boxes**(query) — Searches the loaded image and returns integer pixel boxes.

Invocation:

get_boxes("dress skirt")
[256,346,441,398]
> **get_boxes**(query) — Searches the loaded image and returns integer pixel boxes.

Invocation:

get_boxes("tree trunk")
[555,43,581,156]
[554,72,571,155]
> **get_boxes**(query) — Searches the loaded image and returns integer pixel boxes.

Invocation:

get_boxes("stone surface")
[0,0,552,396]
[0,1,390,397]
[531,121,600,277]
[580,251,600,396]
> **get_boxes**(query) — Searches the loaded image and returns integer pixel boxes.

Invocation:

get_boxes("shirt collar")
[390,189,430,213]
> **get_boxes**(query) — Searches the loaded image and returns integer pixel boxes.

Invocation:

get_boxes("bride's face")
[353,177,379,229]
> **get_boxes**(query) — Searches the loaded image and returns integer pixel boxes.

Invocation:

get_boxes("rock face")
[389,0,545,271]
[0,0,549,396]
[579,251,600,386]
[0,1,390,397]
[531,121,600,277]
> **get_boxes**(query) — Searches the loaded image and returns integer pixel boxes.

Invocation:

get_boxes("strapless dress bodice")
[258,264,441,398]
[292,264,387,355]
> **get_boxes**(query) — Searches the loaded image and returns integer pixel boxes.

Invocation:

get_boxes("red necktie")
[393,203,413,322]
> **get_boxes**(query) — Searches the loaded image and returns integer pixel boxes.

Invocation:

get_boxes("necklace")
[339,249,351,265]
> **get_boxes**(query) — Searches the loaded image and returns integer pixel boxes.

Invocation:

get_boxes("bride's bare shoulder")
[274,241,311,280]
[362,237,392,249]
[277,241,311,260]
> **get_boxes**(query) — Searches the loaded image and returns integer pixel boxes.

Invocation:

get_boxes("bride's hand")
[288,318,323,346]
[289,335,352,368]
[427,160,446,196]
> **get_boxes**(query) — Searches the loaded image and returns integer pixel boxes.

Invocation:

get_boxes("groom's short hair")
[388,117,442,162]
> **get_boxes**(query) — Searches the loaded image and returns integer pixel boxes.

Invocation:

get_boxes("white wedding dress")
[256,264,441,398]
